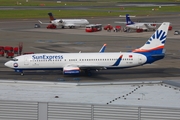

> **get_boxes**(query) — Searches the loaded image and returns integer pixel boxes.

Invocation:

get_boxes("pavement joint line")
[0,79,77,86]
[77,81,162,86]
[0,79,163,86]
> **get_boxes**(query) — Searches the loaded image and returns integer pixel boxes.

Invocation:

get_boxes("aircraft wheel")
[87,72,92,76]
[84,69,92,76]
[127,28,131,32]
[123,27,127,32]
[144,29,148,32]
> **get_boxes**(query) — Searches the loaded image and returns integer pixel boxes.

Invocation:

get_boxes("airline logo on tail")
[48,13,56,20]
[148,30,166,44]
[132,22,169,53]
[126,14,134,25]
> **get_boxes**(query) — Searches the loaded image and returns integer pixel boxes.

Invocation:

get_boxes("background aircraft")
[4,22,170,76]
[39,13,89,29]
[115,14,161,32]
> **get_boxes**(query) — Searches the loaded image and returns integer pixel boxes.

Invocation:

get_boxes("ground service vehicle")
[47,24,56,29]
[0,46,4,56]
[104,24,113,31]
[4,46,14,58]
[85,24,102,32]
[174,30,180,35]
[168,26,172,30]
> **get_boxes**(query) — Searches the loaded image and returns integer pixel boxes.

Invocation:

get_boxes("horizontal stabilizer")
[119,15,136,17]
[38,20,51,25]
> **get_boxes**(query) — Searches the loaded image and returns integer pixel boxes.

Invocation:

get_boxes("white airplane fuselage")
[126,23,156,30]
[5,52,147,71]
[51,19,89,27]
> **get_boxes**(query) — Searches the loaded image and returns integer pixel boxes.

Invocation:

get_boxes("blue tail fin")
[48,13,56,20]
[126,14,134,25]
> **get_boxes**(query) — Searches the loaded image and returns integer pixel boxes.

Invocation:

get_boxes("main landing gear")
[69,26,75,29]
[84,69,92,76]
[20,72,24,76]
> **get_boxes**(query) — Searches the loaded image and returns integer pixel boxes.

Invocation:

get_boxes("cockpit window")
[12,58,18,61]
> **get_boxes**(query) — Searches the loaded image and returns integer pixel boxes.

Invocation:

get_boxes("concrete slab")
[0,80,180,108]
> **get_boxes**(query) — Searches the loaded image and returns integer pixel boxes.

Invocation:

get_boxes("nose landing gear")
[15,69,24,76]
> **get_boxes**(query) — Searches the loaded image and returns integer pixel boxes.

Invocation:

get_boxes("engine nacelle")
[59,19,63,23]
[63,66,80,75]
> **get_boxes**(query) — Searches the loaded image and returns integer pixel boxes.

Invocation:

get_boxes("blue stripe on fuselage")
[135,49,165,64]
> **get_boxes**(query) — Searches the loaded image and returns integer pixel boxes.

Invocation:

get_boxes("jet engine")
[63,66,80,75]
[59,19,63,23]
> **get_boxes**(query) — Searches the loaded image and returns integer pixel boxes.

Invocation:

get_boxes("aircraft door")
[24,56,29,65]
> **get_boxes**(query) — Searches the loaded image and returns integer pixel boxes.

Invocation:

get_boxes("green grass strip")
[0,10,121,19]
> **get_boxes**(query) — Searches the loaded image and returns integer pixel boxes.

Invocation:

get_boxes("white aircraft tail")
[132,22,170,63]
[133,22,170,54]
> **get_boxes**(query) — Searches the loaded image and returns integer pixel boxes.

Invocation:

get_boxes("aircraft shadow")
[1,67,180,82]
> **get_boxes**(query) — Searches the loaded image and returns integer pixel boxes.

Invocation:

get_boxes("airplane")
[4,22,170,76]
[115,14,161,32]
[38,13,89,29]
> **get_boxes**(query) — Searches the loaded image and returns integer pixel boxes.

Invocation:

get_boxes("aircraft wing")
[115,21,162,24]
[38,20,51,25]
[66,54,123,70]
[64,23,79,27]
[65,54,123,70]
[65,64,107,70]
[79,65,107,70]
[143,22,162,24]
[63,64,107,75]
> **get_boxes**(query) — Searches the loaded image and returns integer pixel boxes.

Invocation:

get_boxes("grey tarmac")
[0,15,180,82]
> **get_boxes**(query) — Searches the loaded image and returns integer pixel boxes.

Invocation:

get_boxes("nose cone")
[4,61,13,68]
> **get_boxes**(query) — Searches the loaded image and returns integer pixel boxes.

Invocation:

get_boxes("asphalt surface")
[0,15,180,82]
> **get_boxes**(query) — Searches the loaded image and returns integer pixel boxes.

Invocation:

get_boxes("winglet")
[112,55,123,66]
[99,44,107,53]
